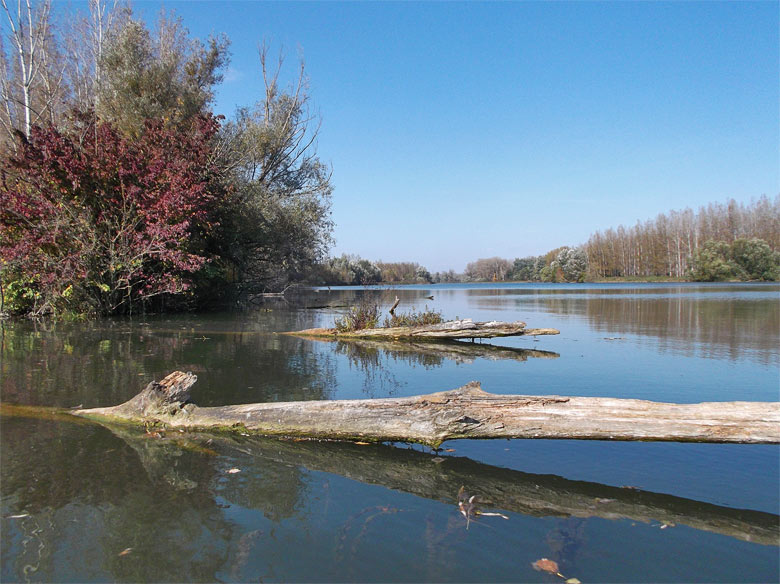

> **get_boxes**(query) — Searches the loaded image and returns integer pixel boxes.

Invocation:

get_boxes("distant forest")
[322,195,780,285]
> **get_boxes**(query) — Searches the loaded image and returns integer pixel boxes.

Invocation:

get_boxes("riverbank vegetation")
[0,3,776,319]
[321,196,779,286]
[0,1,332,317]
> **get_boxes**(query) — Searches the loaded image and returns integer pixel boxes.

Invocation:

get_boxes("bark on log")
[72,372,780,447]
[286,318,560,340]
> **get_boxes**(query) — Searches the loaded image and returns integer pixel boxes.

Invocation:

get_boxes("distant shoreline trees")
[321,196,779,286]
[584,196,779,279]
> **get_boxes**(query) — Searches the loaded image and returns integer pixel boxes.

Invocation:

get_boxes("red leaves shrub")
[0,112,223,315]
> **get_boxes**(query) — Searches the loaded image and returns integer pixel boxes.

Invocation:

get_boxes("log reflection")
[115,429,779,547]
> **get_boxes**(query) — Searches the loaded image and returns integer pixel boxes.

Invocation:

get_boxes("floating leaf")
[118,548,133,557]
[354,441,370,445]
[532,558,561,575]
[444,448,456,452]
[226,468,241,474]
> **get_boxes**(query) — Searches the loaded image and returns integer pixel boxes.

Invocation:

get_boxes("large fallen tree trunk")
[286,318,560,340]
[3,402,777,545]
[72,371,780,447]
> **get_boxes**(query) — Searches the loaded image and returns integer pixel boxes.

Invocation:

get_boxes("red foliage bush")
[0,112,223,315]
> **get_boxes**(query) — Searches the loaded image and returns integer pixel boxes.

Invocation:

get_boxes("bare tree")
[62,0,129,112]
[0,0,64,144]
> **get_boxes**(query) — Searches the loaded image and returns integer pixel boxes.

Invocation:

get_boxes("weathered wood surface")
[286,318,560,340]
[3,402,777,545]
[72,371,780,447]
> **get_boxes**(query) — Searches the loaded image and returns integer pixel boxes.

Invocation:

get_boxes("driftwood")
[287,318,560,340]
[72,371,780,447]
[2,402,777,545]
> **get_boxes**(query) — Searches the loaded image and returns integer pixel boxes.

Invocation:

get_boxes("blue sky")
[131,1,777,272]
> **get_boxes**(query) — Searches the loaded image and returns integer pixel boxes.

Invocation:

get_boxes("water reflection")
[2,284,778,582]
[325,338,558,397]
[2,415,776,584]
[0,315,338,408]
[465,285,779,365]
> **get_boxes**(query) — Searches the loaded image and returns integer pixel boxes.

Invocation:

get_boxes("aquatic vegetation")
[383,306,443,328]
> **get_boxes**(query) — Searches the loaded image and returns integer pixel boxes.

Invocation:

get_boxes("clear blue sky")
[132,1,777,272]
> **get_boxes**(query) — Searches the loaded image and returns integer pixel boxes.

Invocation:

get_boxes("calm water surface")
[1,283,778,582]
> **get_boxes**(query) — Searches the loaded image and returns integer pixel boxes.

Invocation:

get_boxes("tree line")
[325,196,779,286]
[0,0,332,317]
[584,196,779,279]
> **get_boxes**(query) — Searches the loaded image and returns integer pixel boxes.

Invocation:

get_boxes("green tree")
[556,247,588,282]
[510,257,538,281]
[689,241,736,281]
[730,238,779,281]
[97,11,229,136]
[206,46,333,299]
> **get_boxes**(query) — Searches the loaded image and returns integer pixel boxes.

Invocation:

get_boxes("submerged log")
[286,318,560,340]
[72,371,780,447]
[327,337,560,363]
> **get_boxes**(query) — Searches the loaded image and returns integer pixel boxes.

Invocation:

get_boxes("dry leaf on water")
[354,441,370,445]
[532,558,562,575]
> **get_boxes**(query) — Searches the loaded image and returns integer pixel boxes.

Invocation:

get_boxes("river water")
[1,283,778,582]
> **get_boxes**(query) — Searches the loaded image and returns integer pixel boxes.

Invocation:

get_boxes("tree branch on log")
[389,295,400,315]
[71,371,780,447]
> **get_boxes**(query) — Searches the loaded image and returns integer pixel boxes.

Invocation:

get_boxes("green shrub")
[383,306,443,328]
[334,300,381,332]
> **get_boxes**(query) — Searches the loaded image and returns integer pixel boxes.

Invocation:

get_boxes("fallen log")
[3,402,777,545]
[286,318,560,340]
[72,371,780,447]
